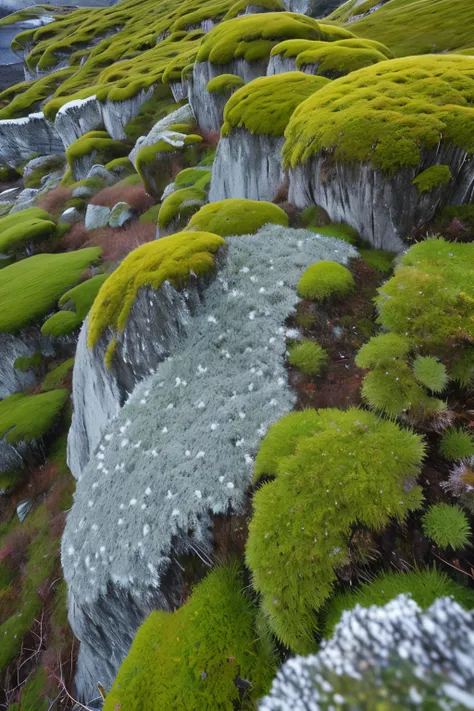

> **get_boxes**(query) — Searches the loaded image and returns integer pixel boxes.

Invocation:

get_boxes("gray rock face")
[128,103,195,169]
[60,207,83,224]
[190,59,267,132]
[288,146,474,250]
[23,153,65,180]
[0,112,63,166]
[85,204,110,230]
[267,54,298,75]
[108,201,134,228]
[209,129,285,202]
[55,96,104,149]
[0,329,54,400]
[170,80,189,103]
[63,227,357,699]
[102,86,155,140]
[86,164,116,185]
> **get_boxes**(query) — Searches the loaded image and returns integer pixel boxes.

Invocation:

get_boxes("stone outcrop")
[209,129,285,202]
[0,112,64,165]
[55,97,104,149]
[288,147,474,251]
[102,87,155,140]
[0,329,54,400]
[128,103,195,168]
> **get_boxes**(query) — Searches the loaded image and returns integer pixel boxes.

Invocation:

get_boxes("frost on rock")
[62,226,357,698]
[260,595,474,711]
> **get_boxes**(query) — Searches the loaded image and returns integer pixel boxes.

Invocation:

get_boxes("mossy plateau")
[88,231,224,352]
[187,199,288,236]
[104,564,275,711]
[0,390,68,444]
[222,72,330,137]
[283,54,474,175]
[246,408,424,652]
[196,12,353,65]
[0,208,57,255]
[0,247,101,332]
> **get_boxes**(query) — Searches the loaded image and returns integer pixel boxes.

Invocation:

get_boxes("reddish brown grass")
[194,127,220,151]
[63,220,156,263]
[90,182,154,213]
[36,186,72,216]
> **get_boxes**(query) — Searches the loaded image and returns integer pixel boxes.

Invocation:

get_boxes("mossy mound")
[0,208,57,255]
[272,37,392,78]
[187,198,288,236]
[222,72,330,137]
[158,187,208,231]
[288,340,328,376]
[323,568,474,637]
[196,12,354,65]
[0,247,101,333]
[206,73,245,94]
[283,54,474,175]
[422,503,472,551]
[66,131,129,180]
[412,164,452,194]
[298,260,354,301]
[0,390,68,444]
[223,0,285,19]
[41,358,75,392]
[135,134,202,197]
[58,274,109,319]
[41,310,83,337]
[349,0,474,57]
[0,67,75,120]
[246,408,424,652]
[104,564,275,711]
[88,231,224,353]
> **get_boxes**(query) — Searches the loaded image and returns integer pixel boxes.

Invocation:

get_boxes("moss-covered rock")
[0,389,68,444]
[66,130,129,181]
[136,132,202,200]
[187,198,288,235]
[0,207,57,255]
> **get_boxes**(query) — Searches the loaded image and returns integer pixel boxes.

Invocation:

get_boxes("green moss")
[104,564,275,711]
[41,358,75,392]
[207,73,244,93]
[309,222,358,244]
[20,668,49,711]
[14,352,42,372]
[139,204,161,223]
[24,156,65,189]
[284,54,474,175]
[246,408,424,652]
[124,85,176,142]
[0,247,101,332]
[136,134,202,193]
[0,468,22,493]
[41,310,83,337]
[0,208,56,255]
[0,390,68,443]
[422,503,471,550]
[197,12,353,65]
[412,355,448,393]
[298,260,354,301]
[222,72,329,137]
[158,187,207,230]
[104,156,135,175]
[0,68,74,120]
[187,198,288,236]
[288,339,328,376]
[174,167,212,190]
[359,248,395,275]
[66,131,129,177]
[88,231,225,351]
[323,568,474,638]
[224,0,285,19]
[439,428,474,461]
[413,165,452,194]
[350,0,474,57]
[58,274,108,318]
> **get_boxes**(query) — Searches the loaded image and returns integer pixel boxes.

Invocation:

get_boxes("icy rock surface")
[260,595,474,710]
[210,129,285,202]
[63,226,357,698]
[288,146,474,251]
[0,112,63,165]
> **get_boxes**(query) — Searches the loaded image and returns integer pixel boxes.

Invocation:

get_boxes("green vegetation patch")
[187,198,288,236]
[288,339,328,375]
[88,231,224,351]
[283,54,474,175]
[41,358,75,392]
[206,73,244,93]
[422,503,472,550]
[298,260,354,301]
[412,165,452,194]
[309,222,359,244]
[197,12,353,65]
[246,408,424,652]
[174,167,212,190]
[41,310,83,337]
[0,390,68,444]
[439,427,474,461]
[0,67,75,120]
[104,564,275,711]
[59,273,109,319]
[158,187,207,230]
[323,568,474,637]
[66,130,129,176]
[224,0,285,20]
[222,72,329,137]
[0,247,101,332]
[14,352,42,372]
[0,208,56,255]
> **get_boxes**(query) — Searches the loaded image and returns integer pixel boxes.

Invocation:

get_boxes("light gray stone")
[0,112,63,166]
[128,103,195,169]
[85,204,110,230]
[0,329,54,400]
[55,96,104,150]
[108,201,134,228]
[102,86,155,140]
[60,207,83,224]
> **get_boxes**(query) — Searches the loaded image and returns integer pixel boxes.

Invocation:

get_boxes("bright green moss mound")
[412,165,452,194]
[283,54,474,175]
[158,188,207,230]
[222,72,329,137]
[224,0,285,19]
[59,273,109,319]
[41,358,75,392]
[207,73,244,93]
[0,67,74,120]
[298,260,354,301]
[350,0,474,57]
[412,355,448,393]
[174,167,212,190]
[41,310,83,337]
[0,390,68,444]
[197,12,353,65]
[323,568,474,637]
[0,208,56,255]
[422,503,472,550]
[0,248,101,333]
[139,204,161,223]
[88,231,225,350]
[439,427,474,461]
[359,247,395,275]
[288,340,328,375]
[187,199,288,236]
[104,564,275,711]
[66,131,129,174]
[246,408,424,652]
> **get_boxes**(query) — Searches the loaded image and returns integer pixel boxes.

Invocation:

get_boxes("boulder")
[128,103,195,169]
[102,86,155,140]
[0,112,64,166]
[85,204,110,230]
[55,96,104,149]
[0,329,54,400]
[60,207,82,224]
[108,201,134,228]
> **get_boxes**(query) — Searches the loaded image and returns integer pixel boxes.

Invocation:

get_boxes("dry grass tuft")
[36,186,72,215]
[90,182,154,213]
[63,220,156,263]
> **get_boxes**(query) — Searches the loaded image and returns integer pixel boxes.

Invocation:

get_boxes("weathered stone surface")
[60,207,83,224]
[128,103,195,169]
[0,329,54,400]
[267,54,298,75]
[0,112,63,166]
[288,146,474,250]
[55,96,104,149]
[102,86,155,140]
[209,129,285,202]
[108,201,134,227]
[85,204,110,230]
[22,153,65,182]
[190,59,267,132]
[86,164,116,185]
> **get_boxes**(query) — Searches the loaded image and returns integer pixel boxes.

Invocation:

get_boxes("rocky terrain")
[0,0,472,709]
